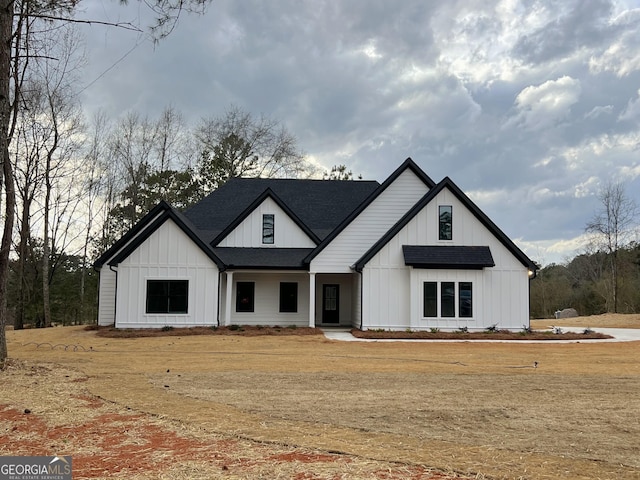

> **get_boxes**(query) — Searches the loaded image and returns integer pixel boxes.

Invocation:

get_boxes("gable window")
[146,280,188,314]
[236,282,255,312]
[262,214,275,244]
[439,205,452,240]
[423,282,437,317]
[279,282,298,313]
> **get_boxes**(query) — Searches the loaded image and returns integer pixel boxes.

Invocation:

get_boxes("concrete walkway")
[321,327,640,343]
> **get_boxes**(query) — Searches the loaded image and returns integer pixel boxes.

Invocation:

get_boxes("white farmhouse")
[95,158,537,331]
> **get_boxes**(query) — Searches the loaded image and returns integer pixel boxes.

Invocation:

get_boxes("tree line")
[8,99,313,330]
[531,182,639,318]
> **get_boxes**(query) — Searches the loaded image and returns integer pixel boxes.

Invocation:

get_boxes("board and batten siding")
[217,197,316,248]
[229,272,310,326]
[361,187,530,330]
[310,168,430,273]
[97,209,167,326]
[114,219,219,328]
[97,267,117,326]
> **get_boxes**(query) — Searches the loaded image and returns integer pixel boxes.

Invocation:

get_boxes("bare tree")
[195,105,310,192]
[0,0,213,362]
[585,181,639,313]
[80,111,109,323]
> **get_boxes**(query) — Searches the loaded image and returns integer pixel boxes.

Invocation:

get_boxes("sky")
[75,0,640,266]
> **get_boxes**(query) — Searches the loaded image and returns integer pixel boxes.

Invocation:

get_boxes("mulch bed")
[89,324,612,340]
[90,325,322,338]
[351,329,612,340]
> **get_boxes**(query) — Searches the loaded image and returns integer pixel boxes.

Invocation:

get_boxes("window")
[439,205,452,240]
[279,282,298,313]
[262,214,274,244]
[423,282,437,317]
[146,280,188,314]
[459,282,473,317]
[441,281,455,317]
[236,282,255,312]
[423,281,473,318]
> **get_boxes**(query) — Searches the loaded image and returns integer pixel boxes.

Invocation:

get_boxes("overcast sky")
[76,0,640,266]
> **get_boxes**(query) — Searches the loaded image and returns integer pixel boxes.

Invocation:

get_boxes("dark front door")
[322,284,340,324]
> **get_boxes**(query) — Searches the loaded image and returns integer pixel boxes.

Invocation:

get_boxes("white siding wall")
[362,187,530,330]
[218,197,316,248]
[229,272,310,326]
[310,169,430,273]
[96,210,166,326]
[115,220,219,328]
[97,268,117,326]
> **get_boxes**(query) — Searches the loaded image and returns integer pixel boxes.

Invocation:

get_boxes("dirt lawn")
[2,314,640,479]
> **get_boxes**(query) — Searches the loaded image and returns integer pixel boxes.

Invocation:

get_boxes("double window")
[146,280,188,314]
[423,281,472,318]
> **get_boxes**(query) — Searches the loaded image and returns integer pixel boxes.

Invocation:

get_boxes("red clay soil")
[0,399,464,479]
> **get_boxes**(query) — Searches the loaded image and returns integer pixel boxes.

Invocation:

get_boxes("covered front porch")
[219,271,358,328]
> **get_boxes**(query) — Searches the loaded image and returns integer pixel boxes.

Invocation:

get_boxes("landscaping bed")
[89,324,612,340]
[90,324,322,338]
[351,328,612,340]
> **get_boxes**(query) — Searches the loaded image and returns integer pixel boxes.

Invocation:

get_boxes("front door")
[322,284,340,324]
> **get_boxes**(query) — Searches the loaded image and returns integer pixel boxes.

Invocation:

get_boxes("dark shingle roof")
[212,247,313,269]
[183,178,380,244]
[402,245,495,269]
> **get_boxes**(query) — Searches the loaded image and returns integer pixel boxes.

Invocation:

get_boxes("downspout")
[353,264,364,330]
[109,264,118,327]
[527,265,538,326]
[358,269,363,330]
[216,266,226,327]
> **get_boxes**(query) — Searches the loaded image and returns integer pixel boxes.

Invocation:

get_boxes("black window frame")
[459,282,473,318]
[423,282,437,317]
[236,282,255,312]
[146,280,188,314]
[439,205,452,241]
[262,214,275,244]
[441,281,455,317]
[279,282,298,313]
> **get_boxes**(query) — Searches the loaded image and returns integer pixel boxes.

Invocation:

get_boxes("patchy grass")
[5,314,640,479]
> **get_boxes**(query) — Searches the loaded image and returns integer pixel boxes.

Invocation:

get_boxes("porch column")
[224,271,233,326]
[308,272,316,327]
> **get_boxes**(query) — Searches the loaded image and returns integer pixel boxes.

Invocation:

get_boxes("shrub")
[456,326,469,333]
[161,326,174,332]
[583,327,594,334]
[521,325,532,334]
[429,327,440,333]
[228,324,241,331]
[484,324,498,333]
[286,324,297,329]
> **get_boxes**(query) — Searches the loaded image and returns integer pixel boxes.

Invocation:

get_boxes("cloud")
[74,0,640,266]
[506,76,581,130]
[618,89,640,122]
